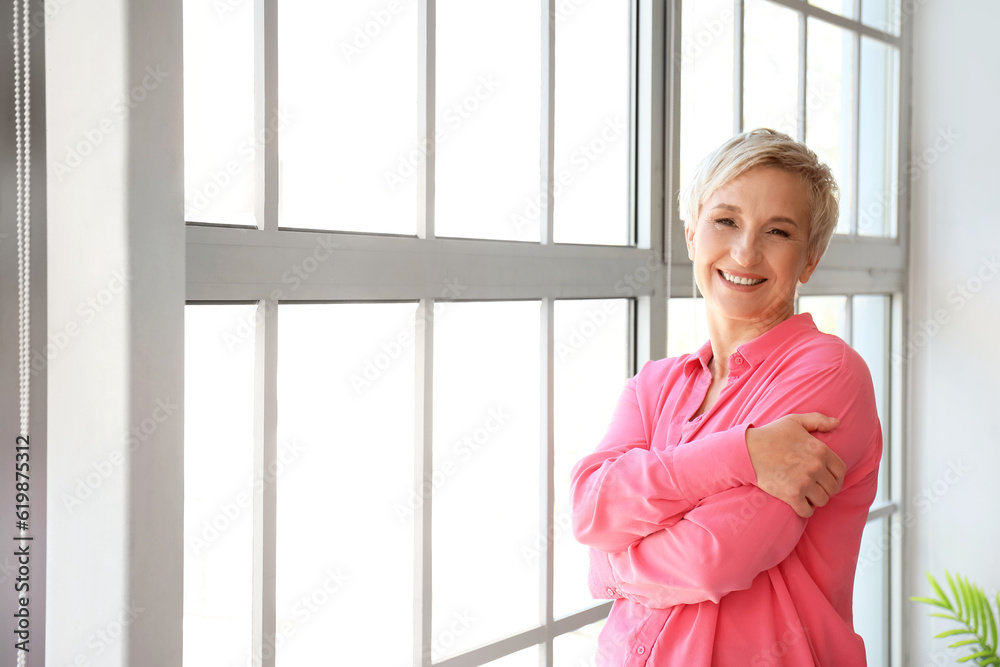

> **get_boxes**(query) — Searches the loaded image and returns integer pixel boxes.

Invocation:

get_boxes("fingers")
[786,469,836,518]
[790,497,815,519]
[804,484,832,513]
[748,414,849,517]
[788,412,841,433]
[828,449,847,485]
[813,467,842,500]
[811,437,846,492]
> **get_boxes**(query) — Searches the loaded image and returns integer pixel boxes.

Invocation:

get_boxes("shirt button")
[733,355,743,364]
[606,588,616,597]
[636,646,646,655]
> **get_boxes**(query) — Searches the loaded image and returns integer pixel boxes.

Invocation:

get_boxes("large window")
[183,1,908,665]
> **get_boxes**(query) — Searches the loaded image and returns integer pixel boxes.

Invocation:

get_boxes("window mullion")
[845,294,854,346]
[798,12,807,142]
[252,299,278,667]
[733,0,745,134]
[418,0,436,241]
[539,0,556,662]
[256,0,278,231]
[636,0,667,364]
[539,297,555,666]
[850,30,861,234]
[414,298,434,667]
[665,0,683,348]
[541,0,555,246]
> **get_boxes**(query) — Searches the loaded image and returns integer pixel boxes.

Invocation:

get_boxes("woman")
[571,129,881,665]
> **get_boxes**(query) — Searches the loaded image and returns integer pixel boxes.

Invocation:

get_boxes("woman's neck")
[705,309,794,381]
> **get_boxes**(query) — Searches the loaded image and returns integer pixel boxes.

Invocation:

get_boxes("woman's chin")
[704,295,792,327]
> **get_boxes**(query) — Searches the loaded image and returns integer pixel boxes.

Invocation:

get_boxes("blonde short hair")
[679,128,840,260]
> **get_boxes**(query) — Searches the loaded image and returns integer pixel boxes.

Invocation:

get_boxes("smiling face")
[685,166,820,334]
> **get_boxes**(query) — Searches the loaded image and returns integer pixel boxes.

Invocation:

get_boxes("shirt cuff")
[588,547,621,600]
[666,423,758,502]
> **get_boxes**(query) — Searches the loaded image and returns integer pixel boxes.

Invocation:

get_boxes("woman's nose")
[731,232,762,267]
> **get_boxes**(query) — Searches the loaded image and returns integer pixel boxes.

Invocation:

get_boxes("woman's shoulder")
[775,326,874,385]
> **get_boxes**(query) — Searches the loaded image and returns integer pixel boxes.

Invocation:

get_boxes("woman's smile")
[717,268,766,288]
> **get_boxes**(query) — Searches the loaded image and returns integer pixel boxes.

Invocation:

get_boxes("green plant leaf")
[980,584,995,650]
[957,649,995,662]
[936,629,976,639]
[912,597,953,610]
[915,572,1000,666]
[967,576,982,635]
[971,583,982,639]
[994,594,1000,651]
[976,582,988,640]
[947,572,964,621]
[961,575,978,633]
[949,639,982,648]
[964,576,981,635]
[927,572,949,607]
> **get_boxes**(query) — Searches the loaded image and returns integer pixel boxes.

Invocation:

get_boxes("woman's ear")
[798,249,821,284]
[685,222,696,260]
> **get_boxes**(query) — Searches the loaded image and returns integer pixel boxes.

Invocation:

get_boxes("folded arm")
[570,363,757,553]
[589,485,805,608]
[585,351,882,608]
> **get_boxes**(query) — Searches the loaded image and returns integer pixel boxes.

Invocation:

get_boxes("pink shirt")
[570,313,881,666]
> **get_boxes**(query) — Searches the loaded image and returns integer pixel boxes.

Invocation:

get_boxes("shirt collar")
[687,338,715,373]
[684,312,818,372]
[737,312,818,368]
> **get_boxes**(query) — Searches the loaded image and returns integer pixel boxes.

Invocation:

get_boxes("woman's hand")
[745,413,846,518]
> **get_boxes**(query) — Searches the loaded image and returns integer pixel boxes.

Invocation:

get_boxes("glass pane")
[680,0,735,211]
[554,299,630,619]
[857,38,899,237]
[183,1,255,225]
[279,2,417,234]
[852,295,890,502]
[810,0,857,19]
[275,304,416,666]
[184,304,257,666]
[483,646,541,666]
[667,297,710,358]
[433,301,541,657]
[853,517,889,667]
[554,619,607,666]
[552,2,631,245]
[744,0,800,137]
[436,2,540,240]
[861,0,901,35]
[806,19,854,235]
[798,294,848,339]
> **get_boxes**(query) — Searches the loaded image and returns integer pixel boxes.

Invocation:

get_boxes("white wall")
[907,1,1000,665]
[45,1,185,664]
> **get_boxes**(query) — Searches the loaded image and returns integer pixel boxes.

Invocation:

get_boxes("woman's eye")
[768,228,791,238]
[713,218,736,227]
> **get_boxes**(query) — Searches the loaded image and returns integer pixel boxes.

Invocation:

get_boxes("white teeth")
[720,270,765,286]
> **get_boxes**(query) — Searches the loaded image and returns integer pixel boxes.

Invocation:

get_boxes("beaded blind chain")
[12,0,32,663]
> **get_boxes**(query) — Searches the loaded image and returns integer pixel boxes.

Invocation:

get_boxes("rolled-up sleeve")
[590,486,806,607]
[571,362,758,554]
